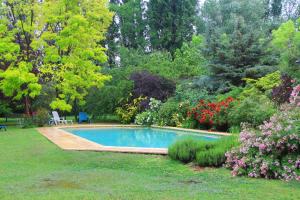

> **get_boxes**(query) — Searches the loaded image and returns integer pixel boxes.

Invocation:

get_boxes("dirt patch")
[186,163,216,172]
[179,179,202,184]
[41,178,81,189]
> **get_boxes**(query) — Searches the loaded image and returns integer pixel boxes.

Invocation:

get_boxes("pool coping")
[37,124,231,155]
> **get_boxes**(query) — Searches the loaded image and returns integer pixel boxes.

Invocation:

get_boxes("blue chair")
[0,125,7,131]
[78,112,90,123]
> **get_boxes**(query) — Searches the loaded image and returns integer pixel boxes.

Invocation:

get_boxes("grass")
[0,127,300,200]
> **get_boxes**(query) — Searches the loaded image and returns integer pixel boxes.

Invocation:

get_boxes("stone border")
[37,124,230,155]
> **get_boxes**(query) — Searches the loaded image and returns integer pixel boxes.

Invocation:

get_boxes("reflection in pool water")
[65,127,221,149]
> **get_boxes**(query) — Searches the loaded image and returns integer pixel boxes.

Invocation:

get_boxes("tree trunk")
[24,96,31,116]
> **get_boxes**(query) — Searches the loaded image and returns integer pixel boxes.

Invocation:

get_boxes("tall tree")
[0,0,113,114]
[0,0,42,115]
[202,0,274,86]
[147,0,198,54]
[34,0,113,112]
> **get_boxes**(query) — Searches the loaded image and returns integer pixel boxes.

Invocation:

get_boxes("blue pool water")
[65,127,221,149]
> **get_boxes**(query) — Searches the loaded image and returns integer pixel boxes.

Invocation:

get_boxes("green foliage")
[0,62,41,100]
[147,0,198,54]
[272,18,300,80]
[118,36,207,80]
[175,79,215,106]
[0,0,113,114]
[169,136,239,166]
[34,108,50,127]
[116,96,146,124]
[84,69,134,116]
[0,101,11,116]
[195,136,239,167]
[135,98,161,126]
[36,0,113,111]
[157,99,190,127]
[110,0,146,49]
[228,95,277,127]
[0,21,19,63]
[216,87,243,101]
[168,138,211,163]
[203,0,274,86]
[240,71,281,98]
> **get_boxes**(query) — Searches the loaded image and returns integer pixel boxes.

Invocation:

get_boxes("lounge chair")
[51,111,73,125]
[78,112,91,123]
[0,125,7,131]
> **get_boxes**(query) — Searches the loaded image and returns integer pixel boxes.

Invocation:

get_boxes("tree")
[201,0,274,86]
[147,0,198,54]
[33,0,113,112]
[272,18,300,80]
[0,0,42,115]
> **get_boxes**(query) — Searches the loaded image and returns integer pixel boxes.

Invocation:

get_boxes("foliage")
[168,138,211,163]
[271,74,294,104]
[172,35,208,77]
[228,95,277,127]
[175,79,214,106]
[35,0,113,111]
[34,108,50,127]
[203,0,273,86]
[130,71,175,104]
[147,0,198,54]
[118,40,207,80]
[196,136,239,167]
[135,98,162,126]
[0,100,11,117]
[240,71,281,99]
[272,18,300,80]
[0,2,41,115]
[157,99,190,127]
[116,96,146,124]
[169,136,239,167]
[216,87,243,101]
[0,0,113,114]
[190,75,232,94]
[189,97,235,131]
[225,104,300,181]
[84,69,134,116]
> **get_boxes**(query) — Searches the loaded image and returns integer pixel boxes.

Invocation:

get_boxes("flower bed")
[225,85,300,181]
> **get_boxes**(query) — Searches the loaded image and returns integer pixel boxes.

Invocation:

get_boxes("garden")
[0,0,300,199]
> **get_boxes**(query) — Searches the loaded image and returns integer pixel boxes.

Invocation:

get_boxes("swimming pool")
[64,127,221,149]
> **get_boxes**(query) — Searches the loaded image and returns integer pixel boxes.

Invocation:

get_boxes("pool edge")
[37,124,230,154]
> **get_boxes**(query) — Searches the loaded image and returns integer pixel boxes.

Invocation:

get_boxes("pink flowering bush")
[225,92,300,181]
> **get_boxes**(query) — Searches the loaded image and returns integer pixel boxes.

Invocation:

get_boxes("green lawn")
[0,127,299,200]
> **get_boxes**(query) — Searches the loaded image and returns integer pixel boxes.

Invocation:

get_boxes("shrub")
[196,136,238,167]
[240,71,281,98]
[228,95,277,127]
[169,136,239,166]
[271,74,294,104]
[189,97,235,131]
[85,80,133,116]
[157,99,190,127]
[34,108,50,127]
[130,71,175,103]
[116,96,146,124]
[196,147,227,167]
[225,103,300,181]
[168,138,213,163]
[175,79,214,106]
[135,98,161,125]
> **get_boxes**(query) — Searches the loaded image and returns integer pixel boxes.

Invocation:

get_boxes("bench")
[0,125,7,131]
